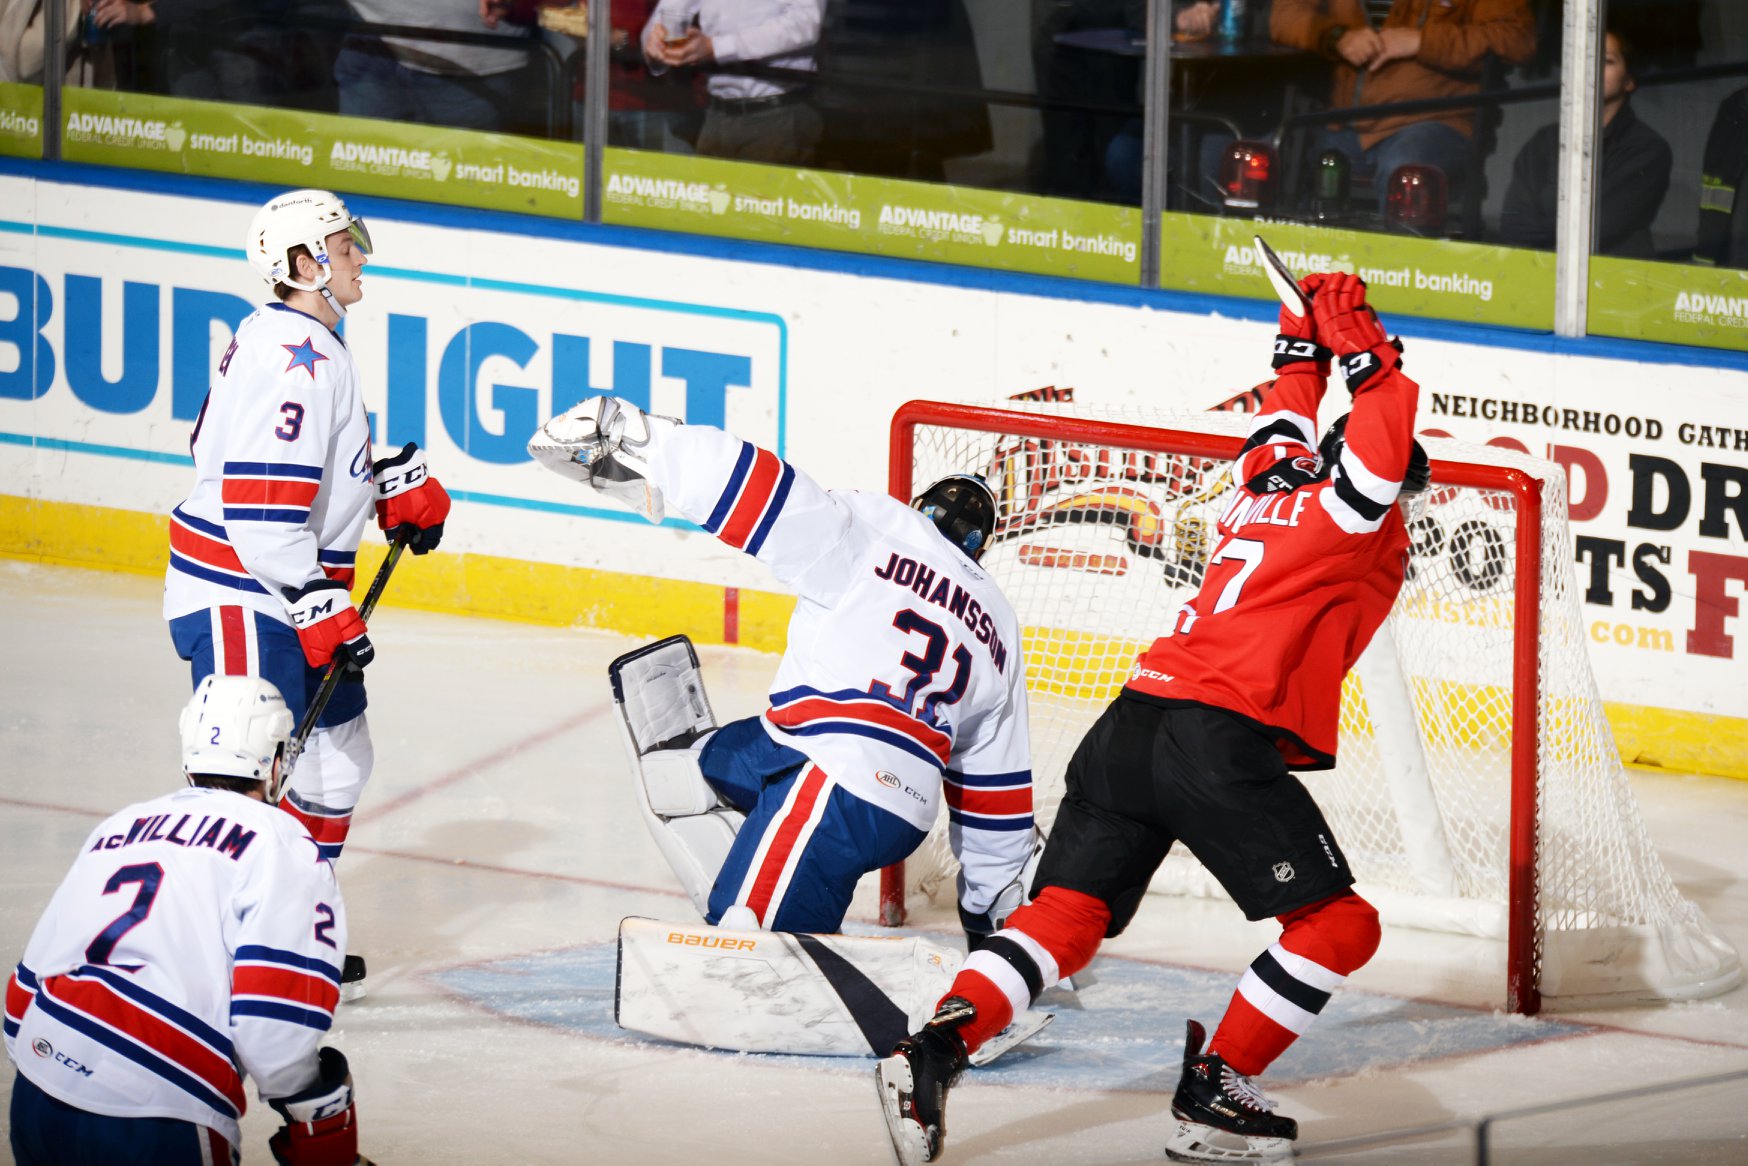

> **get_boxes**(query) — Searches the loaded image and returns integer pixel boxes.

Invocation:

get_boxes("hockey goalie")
[529,397,1050,1061]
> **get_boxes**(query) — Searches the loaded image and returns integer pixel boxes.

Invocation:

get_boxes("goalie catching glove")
[372,442,450,554]
[1311,272,1404,394]
[285,579,373,671]
[527,395,675,523]
[269,1047,371,1166]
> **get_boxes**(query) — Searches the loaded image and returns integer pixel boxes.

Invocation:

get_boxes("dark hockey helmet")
[914,473,998,560]
[1319,414,1431,496]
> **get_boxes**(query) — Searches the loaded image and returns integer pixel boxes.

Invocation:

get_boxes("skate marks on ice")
[427,938,1586,1089]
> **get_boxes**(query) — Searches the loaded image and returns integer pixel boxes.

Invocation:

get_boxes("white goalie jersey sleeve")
[644,423,1035,911]
[5,788,346,1147]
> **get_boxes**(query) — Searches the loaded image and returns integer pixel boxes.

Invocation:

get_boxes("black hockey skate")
[340,954,367,1004]
[1164,1020,1297,1163]
[875,998,972,1165]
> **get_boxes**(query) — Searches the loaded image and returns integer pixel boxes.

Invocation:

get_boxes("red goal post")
[880,399,1738,1016]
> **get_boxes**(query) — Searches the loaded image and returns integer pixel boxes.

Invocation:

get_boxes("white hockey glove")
[527,396,674,523]
[959,828,1045,952]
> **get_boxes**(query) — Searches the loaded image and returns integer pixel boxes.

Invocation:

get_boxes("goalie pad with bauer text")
[616,917,1050,1063]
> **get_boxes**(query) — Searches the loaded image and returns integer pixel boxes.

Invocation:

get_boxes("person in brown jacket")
[1272,0,1535,215]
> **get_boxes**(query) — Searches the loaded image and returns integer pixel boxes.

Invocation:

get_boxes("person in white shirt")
[6,676,370,1166]
[641,0,826,163]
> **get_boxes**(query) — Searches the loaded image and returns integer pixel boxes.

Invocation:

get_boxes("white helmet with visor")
[246,188,373,294]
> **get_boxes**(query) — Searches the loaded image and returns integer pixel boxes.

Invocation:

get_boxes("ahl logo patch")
[31,1037,52,1058]
[876,771,901,789]
[1273,862,1296,883]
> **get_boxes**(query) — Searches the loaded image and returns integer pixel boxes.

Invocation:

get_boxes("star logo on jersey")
[282,337,329,379]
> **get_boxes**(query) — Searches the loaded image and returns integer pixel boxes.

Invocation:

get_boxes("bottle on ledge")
[1219,0,1247,42]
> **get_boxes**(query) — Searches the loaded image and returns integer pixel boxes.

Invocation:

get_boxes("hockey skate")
[875,998,972,1166]
[1163,1020,1297,1163]
[340,954,367,1003]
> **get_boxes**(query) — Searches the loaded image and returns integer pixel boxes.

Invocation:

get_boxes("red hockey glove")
[269,1047,365,1166]
[1310,272,1402,393]
[1271,271,1334,374]
[285,579,374,671]
[373,442,450,555]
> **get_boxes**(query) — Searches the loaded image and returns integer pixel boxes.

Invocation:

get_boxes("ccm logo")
[666,932,757,951]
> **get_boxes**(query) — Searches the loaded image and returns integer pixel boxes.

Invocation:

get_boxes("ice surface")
[2,562,1745,1164]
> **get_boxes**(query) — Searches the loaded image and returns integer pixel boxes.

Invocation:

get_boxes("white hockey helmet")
[246,188,372,292]
[179,675,295,795]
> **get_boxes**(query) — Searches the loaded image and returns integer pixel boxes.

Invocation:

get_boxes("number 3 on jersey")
[1169,537,1264,636]
[870,608,971,720]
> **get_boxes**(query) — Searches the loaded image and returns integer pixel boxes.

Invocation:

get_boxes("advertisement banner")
[58,88,585,218]
[1418,383,1748,729]
[1589,256,1748,352]
[0,83,43,160]
[602,147,1141,284]
[1158,213,1556,330]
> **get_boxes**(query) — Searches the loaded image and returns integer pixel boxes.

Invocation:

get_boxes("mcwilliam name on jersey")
[89,813,258,861]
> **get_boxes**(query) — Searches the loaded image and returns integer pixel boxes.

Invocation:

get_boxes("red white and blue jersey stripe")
[5,786,347,1147]
[643,418,1035,915]
[165,302,373,628]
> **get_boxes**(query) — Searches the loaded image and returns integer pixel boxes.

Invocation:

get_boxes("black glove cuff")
[1337,342,1401,393]
[1272,334,1332,371]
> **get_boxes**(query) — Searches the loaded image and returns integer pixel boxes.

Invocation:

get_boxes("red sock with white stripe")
[935,886,1111,1053]
[1210,891,1381,1076]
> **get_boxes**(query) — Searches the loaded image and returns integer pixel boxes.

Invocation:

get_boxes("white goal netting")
[895,399,1740,1012]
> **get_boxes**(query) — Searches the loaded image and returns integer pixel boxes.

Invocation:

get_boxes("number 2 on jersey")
[85,862,164,970]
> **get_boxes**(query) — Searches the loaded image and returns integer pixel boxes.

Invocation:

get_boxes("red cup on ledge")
[1219,140,1277,212]
[1385,164,1448,235]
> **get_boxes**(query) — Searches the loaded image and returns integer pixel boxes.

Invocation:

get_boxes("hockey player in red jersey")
[165,189,450,997]
[875,271,1433,1165]
[6,677,370,1166]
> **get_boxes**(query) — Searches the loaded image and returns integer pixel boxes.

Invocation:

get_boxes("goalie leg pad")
[616,917,962,1056]
[611,637,741,918]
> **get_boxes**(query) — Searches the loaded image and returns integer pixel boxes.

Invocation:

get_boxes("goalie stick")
[282,532,410,778]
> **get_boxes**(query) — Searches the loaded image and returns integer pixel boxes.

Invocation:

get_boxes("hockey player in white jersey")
[532,397,1035,939]
[6,676,370,1166]
[164,189,450,992]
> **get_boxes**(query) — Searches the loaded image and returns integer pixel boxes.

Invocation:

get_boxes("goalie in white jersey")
[532,397,1035,939]
[6,677,369,1166]
[163,191,450,996]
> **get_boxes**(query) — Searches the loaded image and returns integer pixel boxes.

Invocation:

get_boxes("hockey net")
[882,398,1741,1014]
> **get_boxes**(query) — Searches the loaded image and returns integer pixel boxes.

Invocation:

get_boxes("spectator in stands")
[1032,0,1142,202]
[640,0,825,166]
[1271,0,1536,213]
[88,0,343,109]
[1500,28,1671,257]
[811,0,992,183]
[2,0,114,86]
[336,0,541,133]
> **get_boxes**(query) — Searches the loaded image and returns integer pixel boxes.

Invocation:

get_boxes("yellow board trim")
[0,494,794,653]
[4,493,1744,781]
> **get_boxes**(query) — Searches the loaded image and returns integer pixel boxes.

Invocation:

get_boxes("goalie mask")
[247,189,373,295]
[914,474,997,560]
[180,675,295,800]
[1318,413,1432,496]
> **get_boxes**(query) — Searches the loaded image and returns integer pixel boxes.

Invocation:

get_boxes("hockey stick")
[1253,234,1311,318]
[282,533,410,778]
